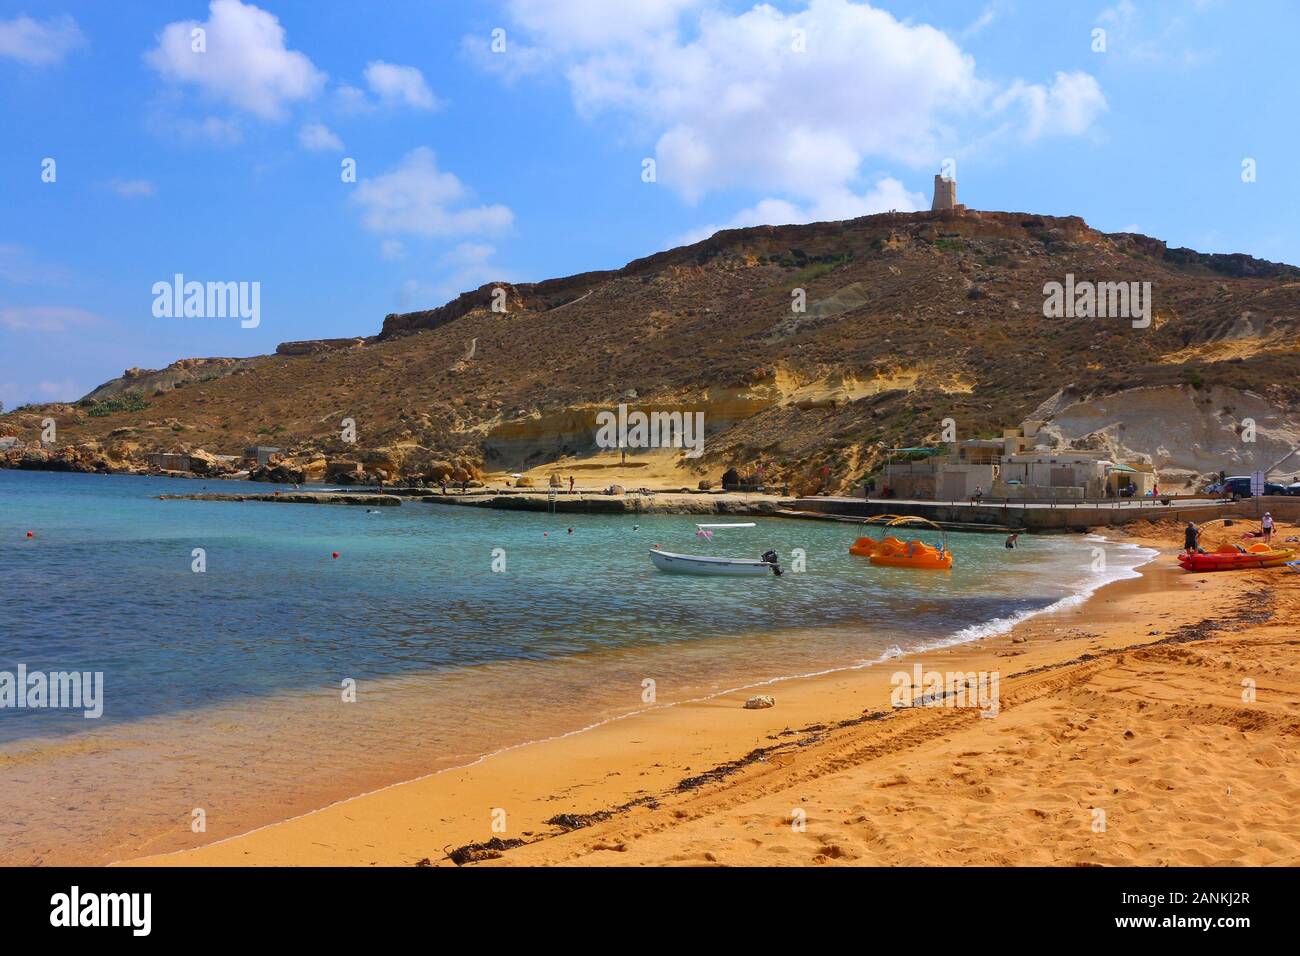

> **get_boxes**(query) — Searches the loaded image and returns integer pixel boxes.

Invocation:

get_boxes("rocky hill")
[4,208,1300,492]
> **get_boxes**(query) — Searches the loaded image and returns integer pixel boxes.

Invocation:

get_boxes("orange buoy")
[26,531,34,538]
[331,551,340,559]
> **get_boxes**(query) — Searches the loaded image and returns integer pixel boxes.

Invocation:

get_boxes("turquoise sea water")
[0,470,1153,863]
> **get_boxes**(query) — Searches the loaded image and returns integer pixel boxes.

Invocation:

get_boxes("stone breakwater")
[432,491,795,515]
[159,492,403,506]
[152,489,795,515]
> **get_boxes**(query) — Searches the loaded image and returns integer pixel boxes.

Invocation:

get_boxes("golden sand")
[125,523,1300,867]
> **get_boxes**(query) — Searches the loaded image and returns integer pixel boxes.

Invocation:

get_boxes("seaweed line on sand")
[429,589,1273,866]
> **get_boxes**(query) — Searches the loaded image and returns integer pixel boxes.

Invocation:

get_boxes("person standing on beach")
[1183,521,1201,554]
[1262,512,1275,544]
[569,475,575,494]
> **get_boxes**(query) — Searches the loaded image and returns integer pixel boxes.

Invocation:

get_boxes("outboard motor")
[761,549,783,576]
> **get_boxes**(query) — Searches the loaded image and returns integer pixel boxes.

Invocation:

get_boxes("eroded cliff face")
[477,363,982,481]
[1031,384,1300,488]
[480,391,772,471]
[5,208,1300,489]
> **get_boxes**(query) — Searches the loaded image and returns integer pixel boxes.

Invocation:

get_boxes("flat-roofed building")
[243,446,281,466]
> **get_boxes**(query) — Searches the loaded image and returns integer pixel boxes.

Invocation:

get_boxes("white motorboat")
[649,547,782,576]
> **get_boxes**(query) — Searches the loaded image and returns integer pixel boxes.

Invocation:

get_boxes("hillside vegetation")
[4,209,1299,493]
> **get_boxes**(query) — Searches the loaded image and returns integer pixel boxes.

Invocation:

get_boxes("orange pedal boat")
[849,516,954,570]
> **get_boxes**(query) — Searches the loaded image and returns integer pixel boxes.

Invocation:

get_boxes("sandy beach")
[121,519,1300,868]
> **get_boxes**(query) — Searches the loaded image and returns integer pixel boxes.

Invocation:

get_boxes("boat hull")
[649,549,777,576]
[1178,547,1294,572]
[848,536,878,556]
[869,552,953,570]
[855,535,953,569]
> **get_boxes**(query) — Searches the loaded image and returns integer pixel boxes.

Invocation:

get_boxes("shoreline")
[123,526,1300,868]
[113,551,1141,867]
[9,468,1280,531]
[1,470,1149,866]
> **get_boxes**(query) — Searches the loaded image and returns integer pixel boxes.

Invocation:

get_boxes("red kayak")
[1178,544,1294,572]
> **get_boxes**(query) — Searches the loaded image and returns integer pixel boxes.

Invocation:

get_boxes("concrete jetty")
[155,486,1295,530]
[791,495,1250,531]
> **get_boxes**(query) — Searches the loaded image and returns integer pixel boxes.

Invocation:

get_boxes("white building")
[878,423,1156,500]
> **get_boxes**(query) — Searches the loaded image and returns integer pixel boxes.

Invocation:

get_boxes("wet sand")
[125,521,1300,867]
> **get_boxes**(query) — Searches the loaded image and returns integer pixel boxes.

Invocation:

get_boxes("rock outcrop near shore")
[4,209,1299,493]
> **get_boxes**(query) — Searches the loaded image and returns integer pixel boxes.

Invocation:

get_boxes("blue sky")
[1,0,1296,408]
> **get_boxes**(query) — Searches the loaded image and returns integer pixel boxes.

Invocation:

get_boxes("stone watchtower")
[931,172,959,211]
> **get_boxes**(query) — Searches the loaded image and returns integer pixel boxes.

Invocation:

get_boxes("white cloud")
[336,62,440,112]
[298,121,343,151]
[0,244,71,285]
[494,0,985,206]
[1096,1,1212,66]
[37,378,86,401]
[0,14,86,65]
[379,239,405,261]
[334,83,369,112]
[400,243,513,307]
[350,147,513,238]
[0,305,101,333]
[166,113,243,145]
[996,71,1108,140]
[503,0,703,52]
[960,3,1000,39]
[106,179,157,198]
[363,61,438,110]
[145,0,325,121]
[435,243,511,299]
[484,0,1106,216]
[674,176,925,245]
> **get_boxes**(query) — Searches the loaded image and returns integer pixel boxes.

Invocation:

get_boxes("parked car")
[1220,476,1287,499]
[1286,481,1300,497]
